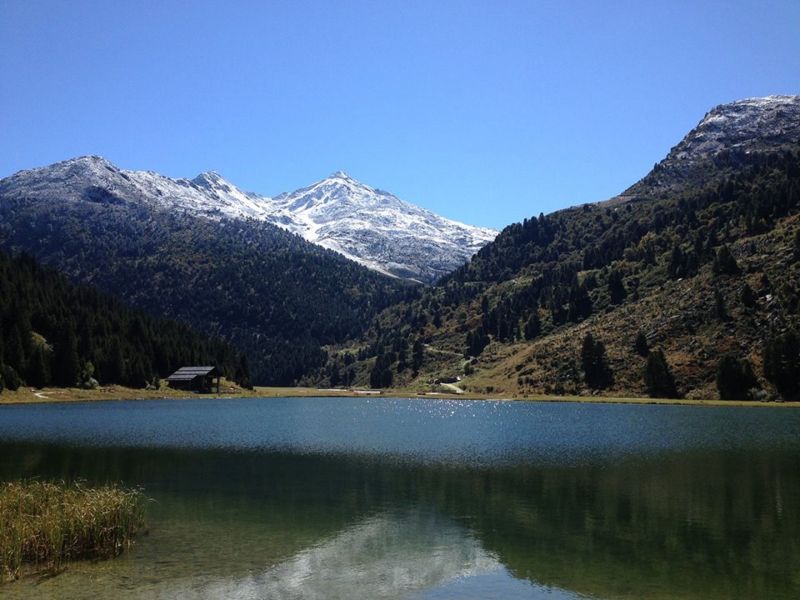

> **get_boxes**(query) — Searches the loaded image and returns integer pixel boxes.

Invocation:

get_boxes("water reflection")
[0,398,799,599]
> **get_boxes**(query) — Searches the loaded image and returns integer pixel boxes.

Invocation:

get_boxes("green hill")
[317,98,800,400]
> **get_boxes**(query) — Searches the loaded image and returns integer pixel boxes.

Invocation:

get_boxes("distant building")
[166,366,220,393]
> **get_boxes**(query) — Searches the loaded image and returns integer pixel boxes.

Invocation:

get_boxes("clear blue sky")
[1,1,798,229]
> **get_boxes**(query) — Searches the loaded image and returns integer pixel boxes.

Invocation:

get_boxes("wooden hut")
[166,366,220,393]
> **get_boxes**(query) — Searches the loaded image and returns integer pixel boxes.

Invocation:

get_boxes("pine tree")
[608,269,627,305]
[412,338,425,374]
[644,350,679,398]
[581,333,613,390]
[27,345,50,389]
[2,365,21,391]
[741,283,757,308]
[667,245,685,279]
[236,355,252,389]
[5,324,26,374]
[763,331,800,400]
[634,331,649,357]
[105,337,126,384]
[712,245,739,275]
[329,363,341,387]
[716,355,757,400]
[568,279,592,322]
[53,325,81,387]
[396,344,408,373]
[714,290,728,321]
[523,312,541,340]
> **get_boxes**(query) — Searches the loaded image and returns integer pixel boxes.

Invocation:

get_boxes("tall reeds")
[0,480,146,582]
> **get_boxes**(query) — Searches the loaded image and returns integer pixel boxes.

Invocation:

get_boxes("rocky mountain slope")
[318,96,800,400]
[0,160,497,283]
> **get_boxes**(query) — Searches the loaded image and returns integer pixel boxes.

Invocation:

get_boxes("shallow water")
[1,397,799,599]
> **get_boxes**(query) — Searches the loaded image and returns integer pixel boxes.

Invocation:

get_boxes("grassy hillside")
[316,149,800,400]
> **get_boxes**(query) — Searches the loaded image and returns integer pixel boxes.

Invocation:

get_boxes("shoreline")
[1,385,798,409]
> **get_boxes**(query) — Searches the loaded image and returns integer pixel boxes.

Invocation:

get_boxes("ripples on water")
[0,397,799,599]
[1,396,797,465]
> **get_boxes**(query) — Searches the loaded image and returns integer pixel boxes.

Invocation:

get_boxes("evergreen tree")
[712,245,739,275]
[2,365,21,391]
[104,337,126,385]
[26,345,50,389]
[643,350,679,398]
[125,355,151,389]
[607,269,627,305]
[369,349,394,388]
[235,355,252,390]
[714,290,728,321]
[396,344,408,373]
[52,325,81,387]
[716,355,758,400]
[412,338,425,374]
[741,283,757,308]
[5,324,27,375]
[329,363,341,387]
[523,312,541,340]
[465,327,489,358]
[634,331,649,357]
[763,331,800,400]
[667,245,685,279]
[568,280,592,322]
[581,333,613,390]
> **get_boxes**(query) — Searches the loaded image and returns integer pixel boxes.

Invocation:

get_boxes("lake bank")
[1,383,797,408]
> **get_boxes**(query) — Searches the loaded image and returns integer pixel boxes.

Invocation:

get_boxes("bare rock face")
[0,159,497,283]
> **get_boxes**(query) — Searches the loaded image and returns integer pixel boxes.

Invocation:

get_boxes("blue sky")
[1,0,798,229]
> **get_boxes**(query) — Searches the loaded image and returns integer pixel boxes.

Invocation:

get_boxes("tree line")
[0,250,250,392]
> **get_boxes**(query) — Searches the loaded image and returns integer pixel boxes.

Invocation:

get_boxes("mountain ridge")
[0,158,498,283]
[317,95,800,400]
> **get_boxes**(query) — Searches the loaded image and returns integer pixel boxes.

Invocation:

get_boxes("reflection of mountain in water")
[1,399,799,600]
[193,510,520,600]
[0,501,580,600]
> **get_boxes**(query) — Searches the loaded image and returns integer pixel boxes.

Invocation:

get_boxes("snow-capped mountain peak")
[264,172,498,281]
[668,94,800,162]
[0,160,498,283]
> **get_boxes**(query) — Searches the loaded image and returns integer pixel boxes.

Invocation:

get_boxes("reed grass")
[0,480,146,582]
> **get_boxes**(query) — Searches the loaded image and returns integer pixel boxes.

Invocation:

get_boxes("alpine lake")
[0,396,798,599]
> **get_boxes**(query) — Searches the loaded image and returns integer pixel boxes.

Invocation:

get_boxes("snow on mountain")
[262,171,498,282]
[0,157,498,283]
[621,95,800,198]
[667,95,800,162]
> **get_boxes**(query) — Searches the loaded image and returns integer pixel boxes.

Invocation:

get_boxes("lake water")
[1,397,799,599]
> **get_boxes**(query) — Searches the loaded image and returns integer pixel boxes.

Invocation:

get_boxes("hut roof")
[166,366,218,381]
